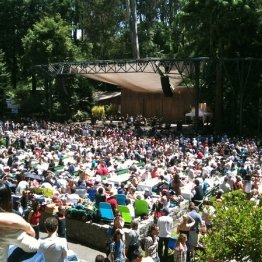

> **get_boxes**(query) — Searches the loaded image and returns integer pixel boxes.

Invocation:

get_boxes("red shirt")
[107,197,118,211]
[30,211,41,225]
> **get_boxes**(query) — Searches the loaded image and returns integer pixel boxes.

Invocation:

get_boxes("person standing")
[110,229,126,262]
[27,200,42,239]
[174,233,187,262]
[144,224,160,262]
[126,221,140,262]
[39,216,68,262]
[187,202,203,261]
[55,205,67,238]
[157,208,173,260]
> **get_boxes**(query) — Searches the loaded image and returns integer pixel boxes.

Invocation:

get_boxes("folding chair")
[117,205,132,224]
[99,202,114,222]
[134,199,149,217]
[88,188,97,202]
[115,194,127,206]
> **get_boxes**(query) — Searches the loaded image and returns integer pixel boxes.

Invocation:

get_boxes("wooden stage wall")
[121,89,195,123]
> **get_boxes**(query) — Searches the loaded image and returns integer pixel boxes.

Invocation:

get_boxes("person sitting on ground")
[95,187,107,208]
[126,198,135,219]
[39,216,78,262]
[191,179,204,206]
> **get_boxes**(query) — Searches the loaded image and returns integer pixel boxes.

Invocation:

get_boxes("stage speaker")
[160,75,173,97]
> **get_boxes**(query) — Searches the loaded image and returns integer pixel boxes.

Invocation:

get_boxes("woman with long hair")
[144,224,160,262]
[0,180,39,261]
[110,229,126,262]
[174,234,187,262]
[27,200,42,239]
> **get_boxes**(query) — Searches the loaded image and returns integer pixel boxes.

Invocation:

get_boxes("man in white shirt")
[39,216,67,262]
[157,208,173,260]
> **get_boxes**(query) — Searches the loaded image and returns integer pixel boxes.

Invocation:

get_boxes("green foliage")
[91,105,105,119]
[72,110,89,122]
[176,0,262,57]
[0,49,11,117]
[197,190,262,262]
[12,82,46,117]
[22,15,77,66]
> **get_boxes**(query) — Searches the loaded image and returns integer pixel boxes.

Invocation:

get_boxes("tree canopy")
[0,0,261,134]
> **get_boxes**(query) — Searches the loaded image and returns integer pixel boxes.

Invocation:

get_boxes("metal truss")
[33,57,211,78]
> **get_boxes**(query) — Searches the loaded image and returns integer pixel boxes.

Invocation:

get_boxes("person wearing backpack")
[143,224,160,262]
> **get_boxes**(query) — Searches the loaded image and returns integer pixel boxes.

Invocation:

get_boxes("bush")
[72,110,89,122]
[91,106,105,120]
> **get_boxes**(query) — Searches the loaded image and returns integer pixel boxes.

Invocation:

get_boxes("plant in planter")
[91,106,105,124]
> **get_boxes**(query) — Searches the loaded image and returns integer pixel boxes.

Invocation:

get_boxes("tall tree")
[128,0,140,58]
[78,0,127,59]
[0,49,11,117]
[176,0,262,134]
[22,15,77,119]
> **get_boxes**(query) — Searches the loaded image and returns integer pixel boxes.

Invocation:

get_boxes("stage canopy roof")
[35,58,201,94]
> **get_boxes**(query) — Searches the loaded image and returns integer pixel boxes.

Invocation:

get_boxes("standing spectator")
[187,202,203,261]
[233,176,244,190]
[110,229,126,262]
[144,224,160,262]
[126,221,140,262]
[56,205,67,238]
[174,233,188,262]
[157,208,173,260]
[27,200,42,239]
[39,217,68,262]
[177,215,195,240]
[113,210,125,233]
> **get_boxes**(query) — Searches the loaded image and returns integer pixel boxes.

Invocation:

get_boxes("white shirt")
[157,215,173,238]
[15,181,29,196]
[39,236,67,262]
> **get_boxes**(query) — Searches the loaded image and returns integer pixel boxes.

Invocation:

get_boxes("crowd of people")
[0,118,261,262]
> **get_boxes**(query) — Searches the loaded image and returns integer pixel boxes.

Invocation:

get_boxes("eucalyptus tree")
[77,0,127,59]
[0,50,11,117]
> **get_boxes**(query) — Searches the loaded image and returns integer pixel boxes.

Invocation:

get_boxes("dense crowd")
[0,119,261,262]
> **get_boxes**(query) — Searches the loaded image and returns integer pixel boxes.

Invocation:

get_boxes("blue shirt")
[188,210,202,231]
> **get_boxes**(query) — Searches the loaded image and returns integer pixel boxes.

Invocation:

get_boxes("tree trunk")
[128,0,140,59]
[214,60,223,134]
